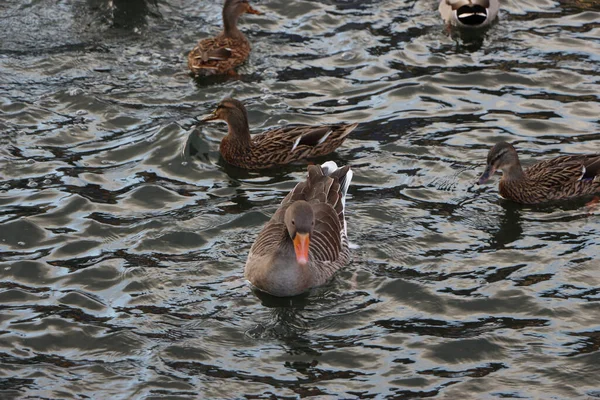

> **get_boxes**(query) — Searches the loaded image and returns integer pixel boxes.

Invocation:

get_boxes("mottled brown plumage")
[478,142,600,204]
[201,98,357,169]
[187,0,260,76]
[245,161,353,297]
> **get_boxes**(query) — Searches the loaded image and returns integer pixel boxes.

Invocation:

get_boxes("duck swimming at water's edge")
[201,98,357,169]
[478,142,600,204]
[188,0,260,76]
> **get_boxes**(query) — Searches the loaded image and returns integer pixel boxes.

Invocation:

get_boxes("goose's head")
[284,201,315,266]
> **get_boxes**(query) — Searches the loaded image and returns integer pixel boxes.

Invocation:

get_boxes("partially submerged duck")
[188,0,260,76]
[245,161,353,297]
[201,98,357,169]
[439,0,498,29]
[478,142,600,204]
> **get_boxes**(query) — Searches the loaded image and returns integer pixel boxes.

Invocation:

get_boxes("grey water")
[1,0,600,398]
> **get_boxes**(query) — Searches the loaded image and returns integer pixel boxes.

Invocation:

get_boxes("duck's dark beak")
[246,5,261,15]
[200,110,219,122]
[293,233,310,266]
[478,165,495,185]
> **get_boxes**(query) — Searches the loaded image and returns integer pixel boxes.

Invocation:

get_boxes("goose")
[245,161,353,296]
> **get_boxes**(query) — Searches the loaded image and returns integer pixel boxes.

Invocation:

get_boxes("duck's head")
[223,0,261,20]
[201,98,248,124]
[478,142,520,184]
[284,201,315,267]
[448,0,490,27]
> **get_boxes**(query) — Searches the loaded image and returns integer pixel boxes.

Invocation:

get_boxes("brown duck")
[187,0,260,76]
[478,142,600,204]
[245,161,353,297]
[201,98,357,169]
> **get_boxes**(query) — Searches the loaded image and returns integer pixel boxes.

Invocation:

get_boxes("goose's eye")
[291,220,295,225]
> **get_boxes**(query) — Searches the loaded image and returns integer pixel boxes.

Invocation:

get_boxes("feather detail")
[291,136,302,152]
[316,129,333,145]
[188,35,250,76]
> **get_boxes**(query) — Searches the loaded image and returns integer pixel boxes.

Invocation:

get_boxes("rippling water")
[1,0,600,398]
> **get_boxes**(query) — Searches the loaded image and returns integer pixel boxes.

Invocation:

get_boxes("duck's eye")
[291,220,295,225]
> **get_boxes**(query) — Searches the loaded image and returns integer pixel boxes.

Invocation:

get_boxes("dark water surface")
[1,0,600,398]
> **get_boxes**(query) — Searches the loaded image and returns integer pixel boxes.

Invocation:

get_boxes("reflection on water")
[1,0,600,398]
[91,0,162,29]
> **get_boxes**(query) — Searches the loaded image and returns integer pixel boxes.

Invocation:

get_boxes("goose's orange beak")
[293,233,310,266]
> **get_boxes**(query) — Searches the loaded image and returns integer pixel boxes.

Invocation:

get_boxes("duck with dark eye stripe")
[245,161,352,297]
[201,98,357,170]
[478,142,600,204]
[187,0,261,76]
[439,0,499,29]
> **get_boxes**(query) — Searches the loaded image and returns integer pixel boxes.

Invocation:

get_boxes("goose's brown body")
[479,142,600,204]
[245,162,352,297]
[202,99,356,169]
[188,0,259,77]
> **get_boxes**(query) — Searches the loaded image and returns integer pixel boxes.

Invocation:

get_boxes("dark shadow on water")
[489,201,523,249]
[191,71,264,88]
[191,73,239,88]
[446,21,500,53]
[449,28,486,52]
[88,0,161,29]
[245,288,314,342]
[217,155,352,182]
[218,157,301,182]
[251,287,310,309]
[501,195,598,215]
[487,196,596,250]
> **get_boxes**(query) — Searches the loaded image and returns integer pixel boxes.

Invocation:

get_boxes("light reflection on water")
[1,0,600,398]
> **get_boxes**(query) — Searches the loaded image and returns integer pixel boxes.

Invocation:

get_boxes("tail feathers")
[197,48,232,62]
[339,169,353,236]
[320,161,353,215]
[339,168,353,210]
[320,161,352,203]
[583,156,600,180]
[320,161,339,175]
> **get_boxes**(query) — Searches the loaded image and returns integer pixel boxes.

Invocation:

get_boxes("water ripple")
[1,0,600,398]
